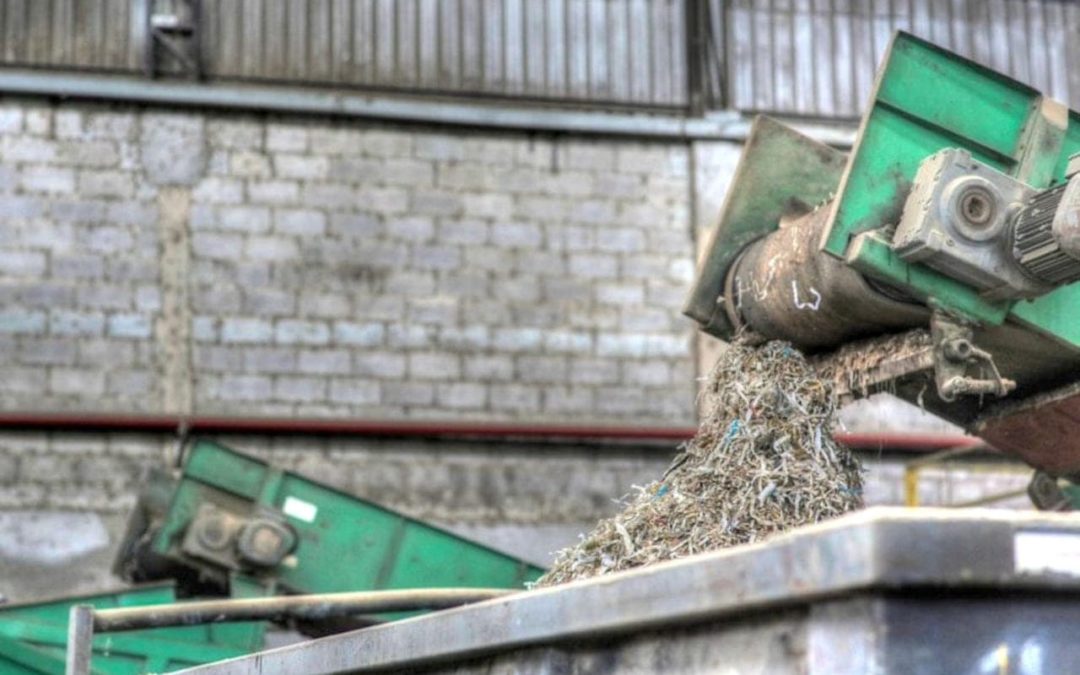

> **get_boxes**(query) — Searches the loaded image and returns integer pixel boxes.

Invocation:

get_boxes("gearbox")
[893,148,1080,300]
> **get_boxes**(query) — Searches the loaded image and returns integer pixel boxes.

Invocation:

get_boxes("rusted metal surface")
[683,116,849,338]
[974,381,1080,475]
[811,329,934,401]
[726,206,929,350]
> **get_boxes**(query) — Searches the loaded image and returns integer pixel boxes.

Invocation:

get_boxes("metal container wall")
[721,0,1080,117]
[170,510,1080,675]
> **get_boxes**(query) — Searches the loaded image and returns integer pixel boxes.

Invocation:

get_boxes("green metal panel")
[823,33,1045,259]
[0,633,69,675]
[845,233,1011,325]
[819,31,1080,348]
[183,444,267,501]
[0,584,265,674]
[152,440,544,599]
[1053,111,1080,180]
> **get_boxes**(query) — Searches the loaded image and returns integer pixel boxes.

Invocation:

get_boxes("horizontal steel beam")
[0,68,855,144]
[0,411,980,451]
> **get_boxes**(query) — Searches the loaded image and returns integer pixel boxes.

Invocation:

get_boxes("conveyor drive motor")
[686,32,1080,491]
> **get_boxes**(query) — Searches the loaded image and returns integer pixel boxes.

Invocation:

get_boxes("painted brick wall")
[0,97,700,424]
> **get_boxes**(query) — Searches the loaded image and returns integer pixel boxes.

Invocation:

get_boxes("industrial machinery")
[686,32,1080,503]
[1,439,542,674]
[116,439,543,610]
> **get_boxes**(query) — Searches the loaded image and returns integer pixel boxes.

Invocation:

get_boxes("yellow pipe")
[904,464,921,507]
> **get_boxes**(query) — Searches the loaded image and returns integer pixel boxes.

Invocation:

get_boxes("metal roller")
[724,206,929,351]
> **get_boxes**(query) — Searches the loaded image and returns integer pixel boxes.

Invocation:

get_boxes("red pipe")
[0,411,981,451]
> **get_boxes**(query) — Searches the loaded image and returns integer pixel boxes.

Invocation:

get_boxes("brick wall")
[0,97,699,423]
[0,95,710,601]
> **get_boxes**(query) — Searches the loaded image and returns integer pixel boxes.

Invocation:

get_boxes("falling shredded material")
[535,340,863,587]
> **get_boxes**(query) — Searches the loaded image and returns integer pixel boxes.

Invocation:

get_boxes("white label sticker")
[283,496,318,523]
[1015,531,1080,576]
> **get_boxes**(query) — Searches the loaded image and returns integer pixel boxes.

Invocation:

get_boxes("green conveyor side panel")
[824,32,1043,259]
[184,444,267,500]
[155,439,544,600]
[1054,110,1080,179]
[821,31,1080,348]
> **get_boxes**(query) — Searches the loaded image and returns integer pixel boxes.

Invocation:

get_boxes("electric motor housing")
[893,149,1080,300]
[1013,174,1080,287]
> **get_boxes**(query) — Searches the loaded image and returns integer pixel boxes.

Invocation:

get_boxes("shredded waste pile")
[535,340,864,587]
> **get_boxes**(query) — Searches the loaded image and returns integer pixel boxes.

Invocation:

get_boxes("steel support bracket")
[930,312,1015,402]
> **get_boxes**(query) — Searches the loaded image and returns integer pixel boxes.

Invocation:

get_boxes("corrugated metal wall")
[201,0,688,108]
[1,0,1079,117]
[0,0,144,71]
[722,0,1080,117]
[0,0,689,109]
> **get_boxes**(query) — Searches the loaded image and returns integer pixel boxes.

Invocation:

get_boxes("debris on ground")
[534,340,863,587]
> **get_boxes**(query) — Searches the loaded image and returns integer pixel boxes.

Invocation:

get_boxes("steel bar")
[91,588,514,633]
[0,68,855,144]
[0,410,981,452]
[950,488,1030,508]
[904,443,993,507]
[64,605,94,675]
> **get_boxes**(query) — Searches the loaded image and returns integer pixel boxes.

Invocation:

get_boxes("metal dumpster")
[173,508,1080,674]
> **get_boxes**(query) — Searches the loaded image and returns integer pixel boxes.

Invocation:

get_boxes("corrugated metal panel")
[0,0,686,109]
[2,0,1077,118]
[0,0,144,72]
[721,0,1080,118]
[200,0,688,108]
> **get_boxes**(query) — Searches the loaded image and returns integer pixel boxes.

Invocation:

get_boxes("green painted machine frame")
[0,582,266,674]
[690,31,1080,348]
[2,439,543,674]
[146,439,544,599]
